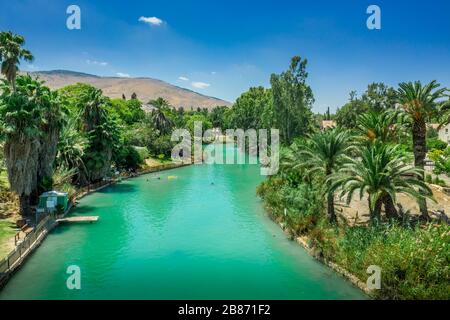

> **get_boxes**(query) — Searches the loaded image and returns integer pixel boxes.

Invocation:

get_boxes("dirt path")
[336,184,450,225]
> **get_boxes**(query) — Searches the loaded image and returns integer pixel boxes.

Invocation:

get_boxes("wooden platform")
[56,216,99,223]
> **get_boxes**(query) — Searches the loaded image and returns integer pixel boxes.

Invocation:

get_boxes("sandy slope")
[28,70,232,110]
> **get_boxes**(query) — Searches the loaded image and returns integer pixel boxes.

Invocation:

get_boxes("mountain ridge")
[27,70,232,110]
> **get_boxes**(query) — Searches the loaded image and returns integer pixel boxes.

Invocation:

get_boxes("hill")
[28,70,232,110]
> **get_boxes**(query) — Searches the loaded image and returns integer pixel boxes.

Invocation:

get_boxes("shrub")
[114,145,144,170]
[427,138,447,151]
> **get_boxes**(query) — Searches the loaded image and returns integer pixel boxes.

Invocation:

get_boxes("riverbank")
[0,159,190,290]
[257,178,450,300]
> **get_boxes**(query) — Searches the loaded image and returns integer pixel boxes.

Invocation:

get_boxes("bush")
[258,177,450,299]
[427,138,447,151]
[114,145,144,170]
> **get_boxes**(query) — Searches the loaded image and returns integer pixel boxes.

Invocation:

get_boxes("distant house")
[321,120,336,130]
[428,123,440,131]
[439,123,450,143]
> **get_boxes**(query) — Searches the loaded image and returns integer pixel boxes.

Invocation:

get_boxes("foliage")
[270,56,314,144]
[227,87,272,130]
[332,142,433,222]
[427,138,447,151]
[109,98,145,125]
[336,97,369,129]
[0,31,34,90]
[114,145,144,171]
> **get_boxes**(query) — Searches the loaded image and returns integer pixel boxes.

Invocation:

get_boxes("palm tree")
[149,97,170,109]
[356,110,399,144]
[396,81,446,220]
[151,108,174,135]
[332,143,433,223]
[0,75,43,216]
[286,129,353,223]
[77,87,118,183]
[37,87,66,194]
[56,118,88,183]
[78,87,108,131]
[0,31,34,91]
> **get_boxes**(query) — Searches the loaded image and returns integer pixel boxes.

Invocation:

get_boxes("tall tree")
[228,87,272,130]
[0,76,43,216]
[284,129,352,223]
[78,87,118,183]
[151,108,174,135]
[0,31,34,91]
[396,81,446,220]
[362,82,397,112]
[37,86,66,195]
[270,56,314,144]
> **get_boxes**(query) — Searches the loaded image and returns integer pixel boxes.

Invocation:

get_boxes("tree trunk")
[382,194,398,220]
[412,118,429,220]
[4,136,40,216]
[369,195,382,224]
[19,194,31,218]
[327,191,337,224]
[37,126,60,196]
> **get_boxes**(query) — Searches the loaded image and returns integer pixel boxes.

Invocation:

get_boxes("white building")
[439,123,450,143]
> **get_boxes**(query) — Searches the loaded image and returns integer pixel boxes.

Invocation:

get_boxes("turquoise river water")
[0,156,365,299]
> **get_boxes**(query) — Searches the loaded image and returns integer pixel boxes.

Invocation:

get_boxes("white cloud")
[24,64,38,70]
[191,82,210,89]
[116,72,131,78]
[139,16,164,26]
[211,71,217,75]
[178,76,189,81]
[86,59,108,66]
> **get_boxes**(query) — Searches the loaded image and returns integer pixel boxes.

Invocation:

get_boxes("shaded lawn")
[0,219,17,259]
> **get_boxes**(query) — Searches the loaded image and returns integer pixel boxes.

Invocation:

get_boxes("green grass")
[0,219,17,259]
[0,169,8,190]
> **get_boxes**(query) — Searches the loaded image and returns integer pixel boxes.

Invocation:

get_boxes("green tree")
[56,118,88,183]
[77,87,119,183]
[396,80,446,220]
[356,110,399,144]
[336,93,369,129]
[228,87,272,130]
[333,143,433,223]
[362,82,397,112]
[0,31,34,91]
[209,106,228,128]
[37,87,66,194]
[288,129,352,223]
[271,56,314,144]
[0,76,43,216]
[151,107,174,135]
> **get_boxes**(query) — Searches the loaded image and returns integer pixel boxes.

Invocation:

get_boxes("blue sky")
[0,0,449,112]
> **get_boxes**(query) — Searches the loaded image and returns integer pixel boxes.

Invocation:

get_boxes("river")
[0,156,365,299]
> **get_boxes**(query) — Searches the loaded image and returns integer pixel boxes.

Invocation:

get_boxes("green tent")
[37,191,69,214]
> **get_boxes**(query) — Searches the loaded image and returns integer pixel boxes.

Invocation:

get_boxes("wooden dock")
[56,216,99,223]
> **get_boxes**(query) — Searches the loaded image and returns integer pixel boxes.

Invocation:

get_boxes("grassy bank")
[257,177,450,300]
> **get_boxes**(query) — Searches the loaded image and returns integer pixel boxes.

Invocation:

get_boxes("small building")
[37,191,69,214]
[439,123,450,143]
[321,120,336,130]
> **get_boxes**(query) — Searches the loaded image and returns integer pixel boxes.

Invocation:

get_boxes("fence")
[0,215,56,286]
[0,161,188,287]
